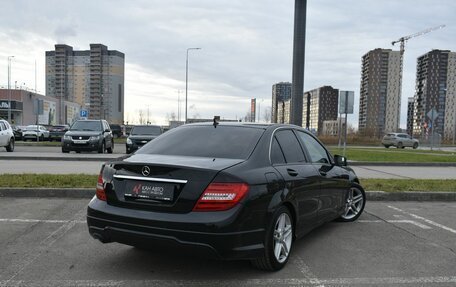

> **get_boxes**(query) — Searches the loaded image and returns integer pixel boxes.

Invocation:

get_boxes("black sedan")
[87,123,365,271]
[126,125,162,153]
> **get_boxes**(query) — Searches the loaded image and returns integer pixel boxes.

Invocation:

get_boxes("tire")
[413,143,418,149]
[40,134,44,141]
[337,183,366,222]
[6,138,14,152]
[251,206,293,271]
[98,141,105,154]
[383,145,390,148]
[107,140,114,154]
[397,142,403,149]
[62,148,69,153]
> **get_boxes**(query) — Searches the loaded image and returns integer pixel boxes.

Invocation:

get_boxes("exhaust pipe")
[91,232,111,243]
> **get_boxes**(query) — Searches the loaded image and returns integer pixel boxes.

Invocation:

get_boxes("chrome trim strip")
[113,175,188,184]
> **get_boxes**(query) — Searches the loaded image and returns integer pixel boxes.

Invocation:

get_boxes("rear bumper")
[87,197,265,260]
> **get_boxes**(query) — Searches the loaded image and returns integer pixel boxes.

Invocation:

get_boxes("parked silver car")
[382,133,419,149]
[22,125,50,141]
[0,119,14,152]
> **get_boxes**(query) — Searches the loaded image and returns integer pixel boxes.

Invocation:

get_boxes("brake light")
[96,173,107,201]
[193,183,249,212]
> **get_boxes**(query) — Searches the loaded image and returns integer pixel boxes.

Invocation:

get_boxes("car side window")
[296,131,330,164]
[271,136,286,165]
[274,129,306,163]
[0,122,5,131]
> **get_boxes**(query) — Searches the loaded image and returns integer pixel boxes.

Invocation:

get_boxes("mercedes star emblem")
[142,166,151,177]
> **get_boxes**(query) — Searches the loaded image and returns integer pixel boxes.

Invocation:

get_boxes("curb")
[349,162,456,167]
[0,156,121,162]
[366,191,456,201]
[1,156,456,167]
[0,188,455,201]
[0,188,95,198]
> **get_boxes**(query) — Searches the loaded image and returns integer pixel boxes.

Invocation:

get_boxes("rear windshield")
[70,121,102,131]
[131,126,161,135]
[25,125,39,130]
[137,125,264,159]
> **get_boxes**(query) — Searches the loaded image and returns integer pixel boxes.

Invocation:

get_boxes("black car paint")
[87,123,358,259]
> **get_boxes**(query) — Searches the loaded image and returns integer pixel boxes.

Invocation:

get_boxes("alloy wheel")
[341,187,364,220]
[273,213,293,263]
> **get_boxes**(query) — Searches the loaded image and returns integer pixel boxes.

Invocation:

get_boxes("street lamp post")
[7,56,14,124]
[185,47,201,123]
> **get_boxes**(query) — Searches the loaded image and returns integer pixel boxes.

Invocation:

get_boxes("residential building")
[406,97,414,136]
[276,99,291,124]
[46,44,125,124]
[358,48,402,137]
[322,118,346,137]
[412,49,456,139]
[302,86,339,135]
[272,82,292,123]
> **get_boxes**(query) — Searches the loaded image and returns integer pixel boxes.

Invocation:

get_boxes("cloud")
[54,25,77,43]
[0,0,455,128]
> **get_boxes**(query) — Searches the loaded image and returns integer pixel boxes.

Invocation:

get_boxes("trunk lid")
[105,154,244,213]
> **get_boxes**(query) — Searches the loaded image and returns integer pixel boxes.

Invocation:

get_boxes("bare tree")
[166,112,177,124]
[138,109,145,124]
[262,107,272,123]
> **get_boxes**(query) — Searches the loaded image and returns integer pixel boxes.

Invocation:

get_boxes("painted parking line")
[1,277,456,286]
[0,218,86,224]
[0,209,87,284]
[388,205,456,234]
[357,219,431,229]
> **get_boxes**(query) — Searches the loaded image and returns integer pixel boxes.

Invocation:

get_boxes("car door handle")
[287,168,299,177]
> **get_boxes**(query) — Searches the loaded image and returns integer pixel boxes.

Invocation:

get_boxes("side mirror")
[105,129,110,133]
[334,155,347,167]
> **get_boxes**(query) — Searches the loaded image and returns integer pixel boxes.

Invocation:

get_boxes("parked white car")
[22,125,50,141]
[382,133,419,149]
[0,119,14,152]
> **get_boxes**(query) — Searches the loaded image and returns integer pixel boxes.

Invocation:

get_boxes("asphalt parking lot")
[0,198,455,286]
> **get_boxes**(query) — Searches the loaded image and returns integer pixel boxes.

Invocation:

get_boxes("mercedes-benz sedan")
[87,123,365,271]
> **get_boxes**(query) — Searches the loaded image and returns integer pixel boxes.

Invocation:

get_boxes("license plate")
[124,181,174,201]
[73,140,87,144]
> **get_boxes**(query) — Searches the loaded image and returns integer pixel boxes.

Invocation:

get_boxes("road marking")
[388,205,456,234]
[0,218,86,224]
[357,219,431,229]
[293,256,325,287]
[1,277,456,286]
[1,209,87,284]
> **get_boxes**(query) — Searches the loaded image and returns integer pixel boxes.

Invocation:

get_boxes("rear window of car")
[70,121,102,131]
[25,125,39,130]
[131,126,161,136]
[137,125,264,159]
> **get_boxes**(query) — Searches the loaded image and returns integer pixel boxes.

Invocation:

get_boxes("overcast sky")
[0,0,454,127]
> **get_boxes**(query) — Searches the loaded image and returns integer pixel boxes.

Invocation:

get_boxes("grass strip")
[329,148,456,163]
[0,174,97,188]
[361,179,456,192]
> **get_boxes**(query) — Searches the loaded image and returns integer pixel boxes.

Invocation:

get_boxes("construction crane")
[392,24,446,55]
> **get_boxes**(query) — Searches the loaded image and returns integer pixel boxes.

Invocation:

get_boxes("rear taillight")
[193,183,249,212]
[96,173,107,201]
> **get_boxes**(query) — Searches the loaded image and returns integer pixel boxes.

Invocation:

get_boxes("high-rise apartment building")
[272,82,292,123]
[412,50,456,139]
[406,97,414,136]
[302,86,338,135]
[46,44,125,124]
[358,48,402,137]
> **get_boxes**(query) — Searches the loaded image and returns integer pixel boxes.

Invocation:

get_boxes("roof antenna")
[213,116,220,128]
